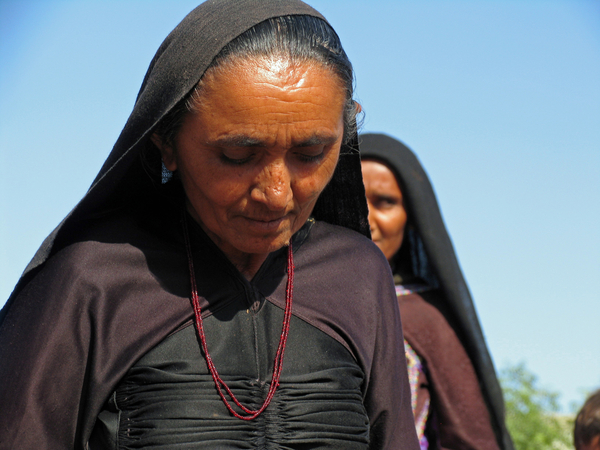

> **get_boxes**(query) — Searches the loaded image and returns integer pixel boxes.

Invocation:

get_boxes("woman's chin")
[232,216,299,252]
[235,233,292,256]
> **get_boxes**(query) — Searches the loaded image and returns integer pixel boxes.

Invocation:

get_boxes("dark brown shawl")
[401,291,500,450]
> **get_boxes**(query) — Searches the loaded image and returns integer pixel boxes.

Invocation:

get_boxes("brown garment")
[399,291,500,450]
[0,211,418,449]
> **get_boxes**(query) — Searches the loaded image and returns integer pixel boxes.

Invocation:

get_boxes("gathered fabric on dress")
[91,314,369,449]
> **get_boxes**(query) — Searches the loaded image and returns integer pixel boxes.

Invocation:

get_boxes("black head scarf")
[2,0,369,319]
[359,132,513,450]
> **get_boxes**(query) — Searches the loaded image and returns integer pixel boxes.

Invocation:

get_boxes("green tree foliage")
[500,363,573,450]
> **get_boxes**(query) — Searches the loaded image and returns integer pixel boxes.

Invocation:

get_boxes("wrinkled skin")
[154,58,346,278]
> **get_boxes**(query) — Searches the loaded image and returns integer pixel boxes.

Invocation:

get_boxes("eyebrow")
[210,135,266,148]
[295,134,338,147]
[209,133,339,148]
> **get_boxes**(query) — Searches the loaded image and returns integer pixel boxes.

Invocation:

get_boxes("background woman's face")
[157,58,345,264]
[361,159,408,261]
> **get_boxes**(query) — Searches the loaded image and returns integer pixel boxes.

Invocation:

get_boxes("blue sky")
[1,0,599,411]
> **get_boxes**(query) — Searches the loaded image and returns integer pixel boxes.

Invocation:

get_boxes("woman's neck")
[192,215,269,281]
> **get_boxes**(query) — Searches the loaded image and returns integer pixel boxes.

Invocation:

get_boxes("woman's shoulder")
[307,220,390,271]
[290,220,398,326]
[310,219,373,243]
[398,290,447,323]
[46,214,151,269]
[24,210,184,298]
[284,220,403,375]
[398,290,465,358]
[3,209,191,340]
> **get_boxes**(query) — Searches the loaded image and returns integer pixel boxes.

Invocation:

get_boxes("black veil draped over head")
[1,2,408,448]
[359,133,514,450]
[2,0,369,318]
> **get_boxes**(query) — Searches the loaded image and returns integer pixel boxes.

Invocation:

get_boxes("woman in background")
[360,132,513,450]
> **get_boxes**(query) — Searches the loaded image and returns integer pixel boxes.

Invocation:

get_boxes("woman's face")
[361,159,408,261]
[155,58,345,271]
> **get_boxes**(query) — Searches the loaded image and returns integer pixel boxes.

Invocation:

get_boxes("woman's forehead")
[177,61,345,144]
[361,159,403,192]
[198,56,339,100]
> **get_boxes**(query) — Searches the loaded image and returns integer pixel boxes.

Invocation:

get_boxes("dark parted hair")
[575,389,600,449]
[153,15,358,158]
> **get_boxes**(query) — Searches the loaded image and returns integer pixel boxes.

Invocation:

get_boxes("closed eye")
[293,143,328,163]
[220,148,256,165]
[294,148,325,163]
[220,154,253,165]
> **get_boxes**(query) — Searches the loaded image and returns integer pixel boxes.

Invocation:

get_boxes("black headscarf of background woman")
[360,132,514,450]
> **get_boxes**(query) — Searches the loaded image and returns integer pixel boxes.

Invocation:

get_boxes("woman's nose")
[366,201,377,234]
[251,161,293,211]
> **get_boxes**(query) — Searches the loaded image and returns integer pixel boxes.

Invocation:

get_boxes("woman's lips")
[242,215,288,232]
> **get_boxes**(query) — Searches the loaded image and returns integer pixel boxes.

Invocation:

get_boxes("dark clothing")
[91,307,368,449]
[0,3,416,448]
[0,203,417,448]
[400,291,500,450]
[359,133,513,450]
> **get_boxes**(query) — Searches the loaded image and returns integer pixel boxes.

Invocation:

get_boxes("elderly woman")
[0,2,418,449]
[360,133,514,450]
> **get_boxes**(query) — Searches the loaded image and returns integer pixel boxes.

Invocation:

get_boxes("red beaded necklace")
[182,216,294,420]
